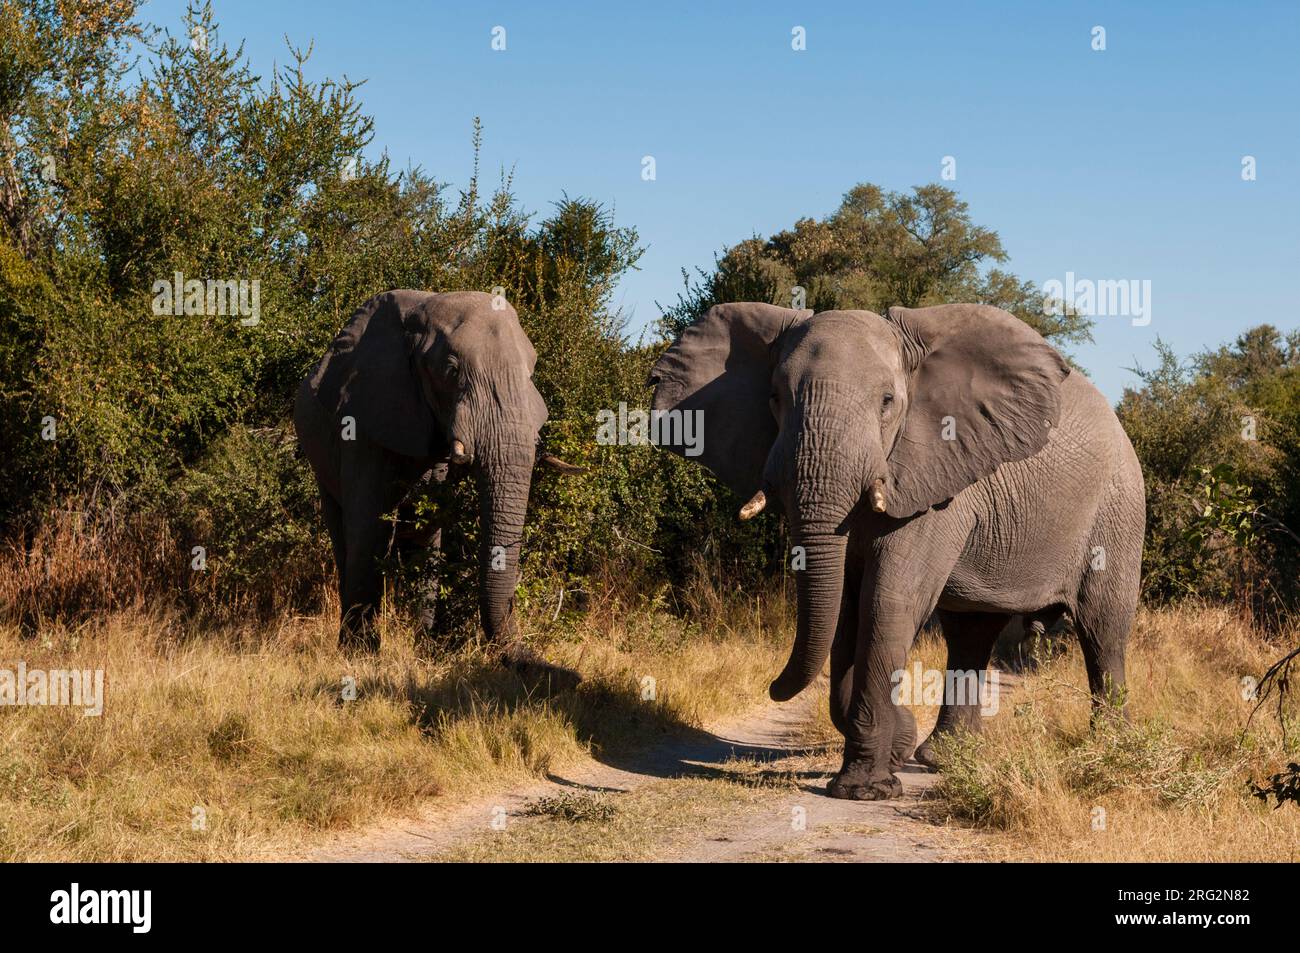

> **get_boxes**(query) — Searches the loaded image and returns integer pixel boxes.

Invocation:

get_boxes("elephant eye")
[882,392,894,410]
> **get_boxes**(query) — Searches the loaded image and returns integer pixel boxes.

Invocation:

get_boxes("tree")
[1117,331,1300,622]
[0,1,651,622]
[659,182,1092,350]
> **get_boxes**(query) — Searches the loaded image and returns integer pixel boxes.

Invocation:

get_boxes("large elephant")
[294,289,579,664]
[649,302,1144,800]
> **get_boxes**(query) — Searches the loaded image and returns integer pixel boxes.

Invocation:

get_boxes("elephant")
[649,302,1144,800]
[294,289,581,668]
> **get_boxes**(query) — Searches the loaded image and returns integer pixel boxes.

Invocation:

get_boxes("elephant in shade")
[294,290,580,673]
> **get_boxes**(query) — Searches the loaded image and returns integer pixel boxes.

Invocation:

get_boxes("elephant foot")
[913,740,940,771]
[826,757,903,801]
[498,642,583,694]
[827,771,903,801]
[914,726,971,771]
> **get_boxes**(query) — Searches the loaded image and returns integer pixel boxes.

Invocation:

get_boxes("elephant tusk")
[450,440,471,465]
[738,490,767,520]
[539,453,587,475]
[868,479,887,513]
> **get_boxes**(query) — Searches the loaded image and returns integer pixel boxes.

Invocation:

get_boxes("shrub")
[1118,333,1300,622]
[0,2,669,624]
[167,425,327,615]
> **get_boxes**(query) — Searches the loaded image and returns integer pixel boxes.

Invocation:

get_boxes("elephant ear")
[309,290,438,458]
[648,302,811,497]
[884,304,1070,518]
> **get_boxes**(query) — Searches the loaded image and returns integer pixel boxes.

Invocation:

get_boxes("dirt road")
[303,686,984,863]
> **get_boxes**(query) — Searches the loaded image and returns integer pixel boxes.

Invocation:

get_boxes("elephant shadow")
[551,694,840,793]
[311,666,834,792]
[554,726,836,793]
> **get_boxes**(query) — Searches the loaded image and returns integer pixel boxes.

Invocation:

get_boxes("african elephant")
[294,290,580,666]
[649,302,1144,800]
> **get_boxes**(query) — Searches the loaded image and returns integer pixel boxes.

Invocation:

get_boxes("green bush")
[167,425,326,614]
[0,2,676,623]
[2,1,1295,634]
[1117,331,1300,621]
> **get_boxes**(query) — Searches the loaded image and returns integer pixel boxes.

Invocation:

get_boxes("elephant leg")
[828,611,916,801]
[421,527,443,635]
[913,610,1009,769]
[1074,584,1135,719]
[828,537,957,801]
[400,526,442,644]
[340,520,389,652]
[1074,498,1141,720]
[828,620,855,739]
[891,705,917,772]
[830,592,918,774]
[391,463,453,647]
[414,462,451,644]
[319,488,346,605]
[339,445,400,653]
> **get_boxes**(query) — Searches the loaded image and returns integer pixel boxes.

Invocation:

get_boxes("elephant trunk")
[768,390,867,702]
[474,445,534,646]
[770,525,848,701]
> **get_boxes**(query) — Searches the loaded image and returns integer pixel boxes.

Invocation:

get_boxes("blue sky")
[143,0,1298,400]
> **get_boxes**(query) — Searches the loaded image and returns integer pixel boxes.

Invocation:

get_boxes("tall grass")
[6,516,1297,862]
[1,493,328,631]
[932,605,1300,861]
[0,533,791,861]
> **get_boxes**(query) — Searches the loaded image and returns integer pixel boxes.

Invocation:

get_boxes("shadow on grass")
[301,657,827,789]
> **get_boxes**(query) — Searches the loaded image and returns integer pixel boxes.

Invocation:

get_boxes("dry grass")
[436,759,785,863]
[931,605,1300,861]
[5,512,1298,863]
[0,569,790,861]
[0,502,323,630]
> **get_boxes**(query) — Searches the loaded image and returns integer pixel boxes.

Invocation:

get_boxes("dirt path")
[299,675,997,863]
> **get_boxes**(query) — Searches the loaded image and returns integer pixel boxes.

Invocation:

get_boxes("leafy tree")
[3,1,1294,636]
[0,1,652,623]
[659,182,1092,352]
[1117,330,1300,621]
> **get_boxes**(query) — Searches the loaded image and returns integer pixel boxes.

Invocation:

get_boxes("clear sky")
[142,0,1299,401]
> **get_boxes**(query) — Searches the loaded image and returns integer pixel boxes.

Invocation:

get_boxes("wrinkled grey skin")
[294,290,569,665]
[650,302,1144,800]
